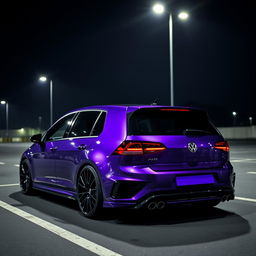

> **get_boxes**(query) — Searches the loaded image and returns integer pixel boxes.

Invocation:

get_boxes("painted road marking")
[247,172,256,174]
[0,200,123,256]
[235,197,256,203]
[232,158,256,162]
[0,162,20,166]
[231,151,251,153]
[0,183,19,187]
[0,163,20,167]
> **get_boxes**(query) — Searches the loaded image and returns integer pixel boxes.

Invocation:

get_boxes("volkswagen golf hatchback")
[20,105,235,218]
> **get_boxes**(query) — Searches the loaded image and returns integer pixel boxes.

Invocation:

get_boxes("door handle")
[77,144,87,150]
[50,147,58,151]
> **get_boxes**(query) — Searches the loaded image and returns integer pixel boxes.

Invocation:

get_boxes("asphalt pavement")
[0,141,255,256]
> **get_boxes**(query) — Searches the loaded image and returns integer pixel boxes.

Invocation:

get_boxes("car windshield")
[128,108,218,135]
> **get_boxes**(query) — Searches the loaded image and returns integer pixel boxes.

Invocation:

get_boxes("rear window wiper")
[184,129,212,135]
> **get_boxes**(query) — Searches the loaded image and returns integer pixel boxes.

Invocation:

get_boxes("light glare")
[0,100,6,105]
[39,76,47,82]
[178,11,189,20]
[152,3,165,14]
[232,112,237,116]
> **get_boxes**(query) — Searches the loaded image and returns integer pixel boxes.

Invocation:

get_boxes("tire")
[20,160,33,194]
[77,165,103,218]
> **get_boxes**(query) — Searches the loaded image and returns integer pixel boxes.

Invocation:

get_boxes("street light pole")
[6,102,8,137]
[169,13,174,106]
[39,76,54,126]
[249,117,253,126]
[152,4,189,106]
[38,116,42,132]
[0,100,8,137]
[232,112,237,126]
[50,79,53,126]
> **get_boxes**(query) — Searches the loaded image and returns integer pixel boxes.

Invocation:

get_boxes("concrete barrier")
[0,128,41,143]
[0,137,30,143]
[218,126,256,139]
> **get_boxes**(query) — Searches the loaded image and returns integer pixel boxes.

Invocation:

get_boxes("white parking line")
[232,158,256,163]
[247,172,256,174]
[232,151,251,153]
[0,183,19,187]
[0,200,123,256]
[235,196,256,203]
[0,162,20,167]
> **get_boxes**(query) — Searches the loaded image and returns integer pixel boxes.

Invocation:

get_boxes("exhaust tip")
[148,202,157,210]
[157,201,166,210]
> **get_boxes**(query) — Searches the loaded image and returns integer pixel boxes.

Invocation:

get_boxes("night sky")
[0,0,254,130]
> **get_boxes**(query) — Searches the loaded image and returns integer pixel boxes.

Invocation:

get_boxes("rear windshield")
[128,108,218,136]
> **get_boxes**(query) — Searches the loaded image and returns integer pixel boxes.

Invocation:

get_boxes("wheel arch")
[20,157,35,181]
[75,160,106,199]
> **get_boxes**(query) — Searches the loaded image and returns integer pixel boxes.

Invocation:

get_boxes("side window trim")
[89,111,103,136]
[66,110,106,138]
[63,112,79,138]
[66,111,82,138]
[42,109,107,141]
[43,113,77,142]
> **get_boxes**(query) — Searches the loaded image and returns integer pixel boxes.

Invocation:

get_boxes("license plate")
[176,174,215,186]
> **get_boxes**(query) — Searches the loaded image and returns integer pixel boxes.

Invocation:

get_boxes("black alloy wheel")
[20,160,33,194]
[77,165,103,218]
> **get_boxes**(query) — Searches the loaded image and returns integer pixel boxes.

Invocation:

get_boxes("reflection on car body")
[20,105,235,218]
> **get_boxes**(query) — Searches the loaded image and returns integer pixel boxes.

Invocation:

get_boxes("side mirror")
[30,134,42,144]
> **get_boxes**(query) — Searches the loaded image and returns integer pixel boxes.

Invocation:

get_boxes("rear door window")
[90,112,106,136]
[128,108,218,136]
[69,111,101,137]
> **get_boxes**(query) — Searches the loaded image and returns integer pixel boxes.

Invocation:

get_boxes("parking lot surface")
[0,141,255,256]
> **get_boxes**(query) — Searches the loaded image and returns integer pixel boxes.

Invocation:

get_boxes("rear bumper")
[102,162,235,208]
[103,186,235,208]
[134,187,234,209]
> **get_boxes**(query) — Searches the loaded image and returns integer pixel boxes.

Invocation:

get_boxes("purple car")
[20,105,235,218]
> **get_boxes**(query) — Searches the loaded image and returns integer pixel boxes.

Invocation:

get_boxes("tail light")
[113,141,166,155]
[214,141,230,152]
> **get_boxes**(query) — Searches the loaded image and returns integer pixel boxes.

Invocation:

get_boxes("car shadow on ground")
[10,190,250,247]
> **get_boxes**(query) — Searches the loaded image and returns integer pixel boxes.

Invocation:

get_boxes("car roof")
[68,105,203,114]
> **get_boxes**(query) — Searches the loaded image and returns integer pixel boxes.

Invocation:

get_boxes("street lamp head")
[39,76,47,82]
[232,111,237,116]
[0,100,6,105]
[178,11,189,20]
[249,117,252,121]
[152,3,165,15]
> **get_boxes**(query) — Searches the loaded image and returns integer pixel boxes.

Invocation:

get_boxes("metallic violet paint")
[21,105,235,209]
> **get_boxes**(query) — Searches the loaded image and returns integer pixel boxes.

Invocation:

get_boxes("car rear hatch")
[119,107,229,171]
